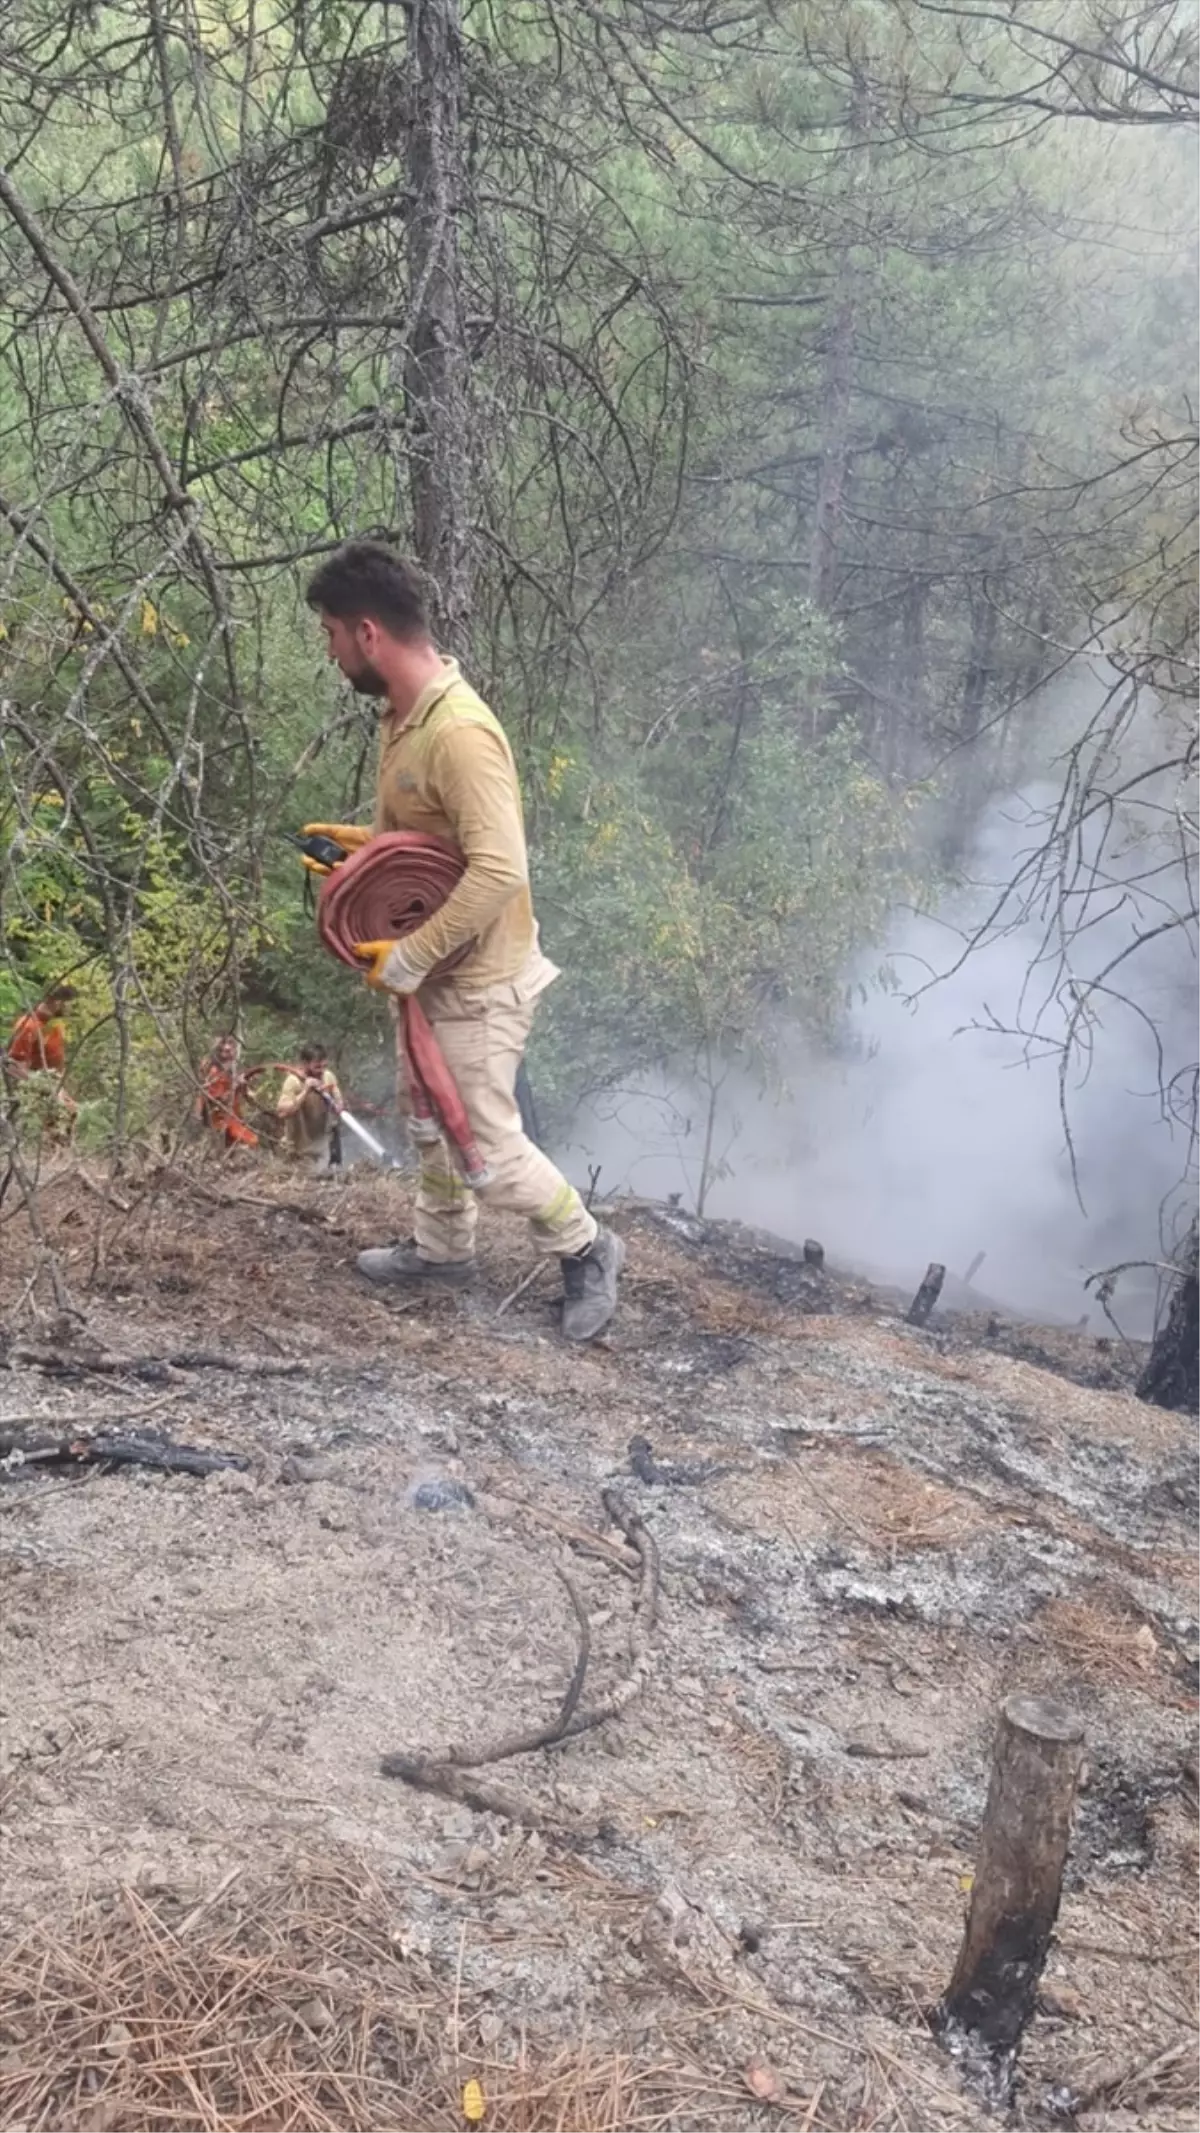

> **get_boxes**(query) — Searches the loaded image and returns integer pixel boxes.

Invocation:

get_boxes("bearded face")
[342,648,388,696]
[320,613,388,696]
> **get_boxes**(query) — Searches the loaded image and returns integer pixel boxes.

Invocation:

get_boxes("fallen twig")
[175,1864,244,1939]
[554,1568,592,1732]
[11,1343,303,1379]
[76,1169,133,1216]
[495,1260,549,1316]
[160,1169,338,1224]
[477,1489,639,1575]
[1061,2040,1193,2117]
[377,1757,603,1838]
[381,1491,658,1792]
[0,1429,250,1479]
[628,1433,729,1486]
[170,1348,304,1376]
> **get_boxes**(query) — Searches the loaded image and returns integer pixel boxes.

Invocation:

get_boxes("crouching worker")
[301,540,624,1342]
[197,1035,258,1149]
[4,985,79,1141]
[277,1044,343,1174]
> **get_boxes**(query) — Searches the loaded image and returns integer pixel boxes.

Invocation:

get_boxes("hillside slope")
[1,1166,1195,2131]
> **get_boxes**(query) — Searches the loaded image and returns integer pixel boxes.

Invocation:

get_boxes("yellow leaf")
[173,629,190,648]
[462,2077,486,2123]
[141,600,158,636]
[958,1872,974,1893]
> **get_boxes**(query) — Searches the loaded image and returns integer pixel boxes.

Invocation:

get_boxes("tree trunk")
[405,0,472,653]
[940,566,999,863]
[1137,1218,1198,1412]
[807,283,856,625]
[806,76,869,736]
[959,576,998,754]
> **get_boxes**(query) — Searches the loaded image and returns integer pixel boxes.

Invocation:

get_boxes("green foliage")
[0,0,1192,1160]
[525,720,924,1126]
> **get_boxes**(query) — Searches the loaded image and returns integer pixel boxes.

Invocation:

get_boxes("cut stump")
[906,1262,945,1327]
[936,1693,1084,2100]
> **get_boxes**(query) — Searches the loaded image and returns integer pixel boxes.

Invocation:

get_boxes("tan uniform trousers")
[284,1090,333,1167]
[397,978,596,1265]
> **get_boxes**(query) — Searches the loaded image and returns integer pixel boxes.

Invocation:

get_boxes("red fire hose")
[316,833,490,1189]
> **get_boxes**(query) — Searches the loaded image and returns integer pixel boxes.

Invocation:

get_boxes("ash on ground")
[1,1167,1195,2131]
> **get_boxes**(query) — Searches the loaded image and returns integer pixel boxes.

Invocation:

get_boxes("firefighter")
[301,541,624,1341]
[3,985,78,1138]
[276,1043,344,1172]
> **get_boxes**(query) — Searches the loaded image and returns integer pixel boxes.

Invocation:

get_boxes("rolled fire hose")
[316,832,491,1189]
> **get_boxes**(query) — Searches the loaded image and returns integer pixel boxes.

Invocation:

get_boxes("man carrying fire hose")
[300,541,624,1343]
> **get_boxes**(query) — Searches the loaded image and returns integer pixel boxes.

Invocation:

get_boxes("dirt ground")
[0,1159,1196,2131]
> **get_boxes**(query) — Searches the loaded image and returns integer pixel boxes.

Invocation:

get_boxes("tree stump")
[937,1694,1084,2100]
[906,1261,945,1326]
[803,1237,825,1267]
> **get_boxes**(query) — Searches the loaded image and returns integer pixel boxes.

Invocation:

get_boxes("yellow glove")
[354,939,424,996]
[300,821,373,878]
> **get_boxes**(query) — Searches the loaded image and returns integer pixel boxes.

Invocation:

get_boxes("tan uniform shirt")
[278,1066,341,1152]
[373,660,557,996]
[278,1066,341,1119]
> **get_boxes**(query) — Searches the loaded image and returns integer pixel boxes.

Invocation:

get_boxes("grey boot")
[560,1227,626,1342]
[357,1240,477,1288]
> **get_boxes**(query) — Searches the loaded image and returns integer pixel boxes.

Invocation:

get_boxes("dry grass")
[1031,1591,1173,1688]
[718,1447,984,1559]
[727,1718,791,1822]
[1055,2038,1199,2120]
[0,1858,752,2133]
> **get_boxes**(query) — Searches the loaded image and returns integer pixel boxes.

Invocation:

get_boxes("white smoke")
[561,690,1197,1336]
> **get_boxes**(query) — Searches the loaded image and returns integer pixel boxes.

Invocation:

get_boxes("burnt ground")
[0,1159,1196,2131]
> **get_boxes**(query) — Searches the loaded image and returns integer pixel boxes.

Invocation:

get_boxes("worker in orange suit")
[197,1034,258,1149]
[4,985,78,1137]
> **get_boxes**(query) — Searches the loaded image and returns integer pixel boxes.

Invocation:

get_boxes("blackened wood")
[0,1430,249,1478]
[906,1262,945,1326]
[1137,1219,1198,1413]
[938,1694,1084,2091]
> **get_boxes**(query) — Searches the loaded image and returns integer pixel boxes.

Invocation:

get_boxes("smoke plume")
[563,706,1197,1337]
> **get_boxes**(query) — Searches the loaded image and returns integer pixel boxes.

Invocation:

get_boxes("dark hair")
[305,541,431,642]
[298,1042,324,1064]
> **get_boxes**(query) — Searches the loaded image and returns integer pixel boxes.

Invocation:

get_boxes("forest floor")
[0,1159,1196,2132]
